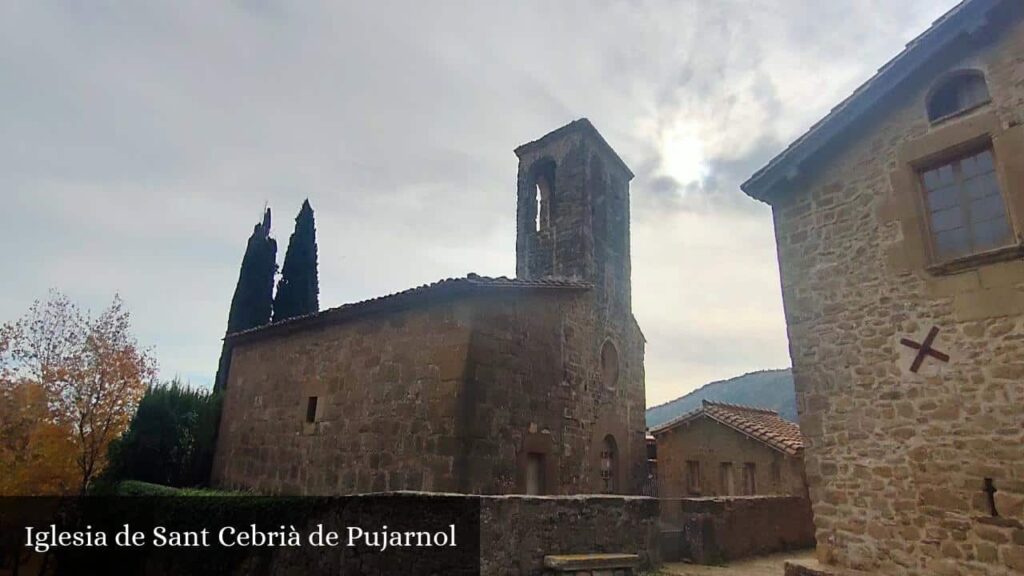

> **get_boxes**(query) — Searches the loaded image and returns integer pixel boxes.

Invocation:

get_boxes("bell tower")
[514,119,634,313]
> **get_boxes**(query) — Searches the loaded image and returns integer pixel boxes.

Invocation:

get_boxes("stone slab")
[544,553,640,571]
[784,559,873,576]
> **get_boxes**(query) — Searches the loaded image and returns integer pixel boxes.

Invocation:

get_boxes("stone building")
[650,400,806,500]
[212,119,647,497]
[742,0,1024,574]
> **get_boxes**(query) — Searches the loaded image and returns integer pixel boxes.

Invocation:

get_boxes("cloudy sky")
[1,0,956,405]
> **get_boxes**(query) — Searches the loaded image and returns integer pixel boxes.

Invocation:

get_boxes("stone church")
[743,0,1024,574]
[212,119,647,497]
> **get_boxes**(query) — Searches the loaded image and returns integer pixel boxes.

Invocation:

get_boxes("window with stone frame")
[719,462,734,496]
[742,462,757,495]
[919,146,1013,261]
[686,460,701,495]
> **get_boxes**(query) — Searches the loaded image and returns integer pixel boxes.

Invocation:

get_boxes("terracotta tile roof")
[649,400,804,456]
[225,273,592,343]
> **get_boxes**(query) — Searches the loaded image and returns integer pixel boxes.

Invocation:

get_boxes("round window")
[601,340,619,390]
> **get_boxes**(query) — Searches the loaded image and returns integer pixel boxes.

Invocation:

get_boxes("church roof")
[741,0,1003,202]
[515,118,635,179]
[649,400,804,456]
[225,273,592,344]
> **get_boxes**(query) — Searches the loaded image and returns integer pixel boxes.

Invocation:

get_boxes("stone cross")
[900,326,950,373]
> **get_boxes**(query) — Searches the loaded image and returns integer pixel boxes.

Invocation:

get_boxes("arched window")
[531,159,556,232]
[927,70,990,122]
[600,434,618,493]
[601,339,620,390]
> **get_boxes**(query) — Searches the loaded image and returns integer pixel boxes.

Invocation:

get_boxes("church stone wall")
[770,8,1024,575]
[212,288,647,497]
[212,299,475,495]
[461,291,646,495]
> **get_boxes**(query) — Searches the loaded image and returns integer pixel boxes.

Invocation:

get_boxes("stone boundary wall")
[262,493,659,575]
[22,493,659,576]
[660,496,815,564]
[480,495,660,575]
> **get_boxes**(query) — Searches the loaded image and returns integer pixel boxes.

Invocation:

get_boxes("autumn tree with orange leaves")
[0,291,156,494]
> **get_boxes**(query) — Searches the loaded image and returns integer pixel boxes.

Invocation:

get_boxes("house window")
[772,460,782,487]
[742,463,757,495]
[600,435,618,493]
[686,460,701,495]
[719,462,734,496]
[927,70,990,122]
[920,147,1012,261]
[526,453,546,495]
[305,396,319,423]
[600,340,620,390]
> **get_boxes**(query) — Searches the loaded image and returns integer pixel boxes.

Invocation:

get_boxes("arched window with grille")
[926,70,990,122]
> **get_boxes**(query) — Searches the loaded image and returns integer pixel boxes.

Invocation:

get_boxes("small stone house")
[212,119,648,497]
[650,400,806,499]
[742,0,1024,574]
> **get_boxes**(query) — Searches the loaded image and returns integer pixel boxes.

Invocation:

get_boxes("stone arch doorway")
[600,434,619,493]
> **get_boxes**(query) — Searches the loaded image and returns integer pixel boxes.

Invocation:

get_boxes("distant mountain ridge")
[646,368,797,429]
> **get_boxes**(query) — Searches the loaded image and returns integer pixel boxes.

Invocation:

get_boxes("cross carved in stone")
[899,326,950,373]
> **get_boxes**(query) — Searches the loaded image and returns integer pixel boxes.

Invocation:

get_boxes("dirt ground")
[660,549,816,576]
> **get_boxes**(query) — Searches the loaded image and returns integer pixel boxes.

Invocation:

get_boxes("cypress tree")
[214,208,277,391]
[273,199,320,322]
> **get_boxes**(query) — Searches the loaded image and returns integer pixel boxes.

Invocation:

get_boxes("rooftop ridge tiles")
[224,274,593,342]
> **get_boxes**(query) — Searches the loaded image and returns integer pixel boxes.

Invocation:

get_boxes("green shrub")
[114,480,240,497]
[101,379,222,489]
[115,480,183,496]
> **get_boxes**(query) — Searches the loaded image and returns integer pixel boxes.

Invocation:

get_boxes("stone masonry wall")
[479,495,659,575]
[212,287,646,497]
[462,291,646,495]
[212,298,475,495]
[27,493,659,576]
[240,493,660,576]
[656,417,806,501]
[770,6,1024,575]
[659,496,815,564]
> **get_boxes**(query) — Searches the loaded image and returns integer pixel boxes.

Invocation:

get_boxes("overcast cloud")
[0,0,955,405]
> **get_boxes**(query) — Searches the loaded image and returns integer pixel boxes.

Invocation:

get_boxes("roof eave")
[740,0,1000,204]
